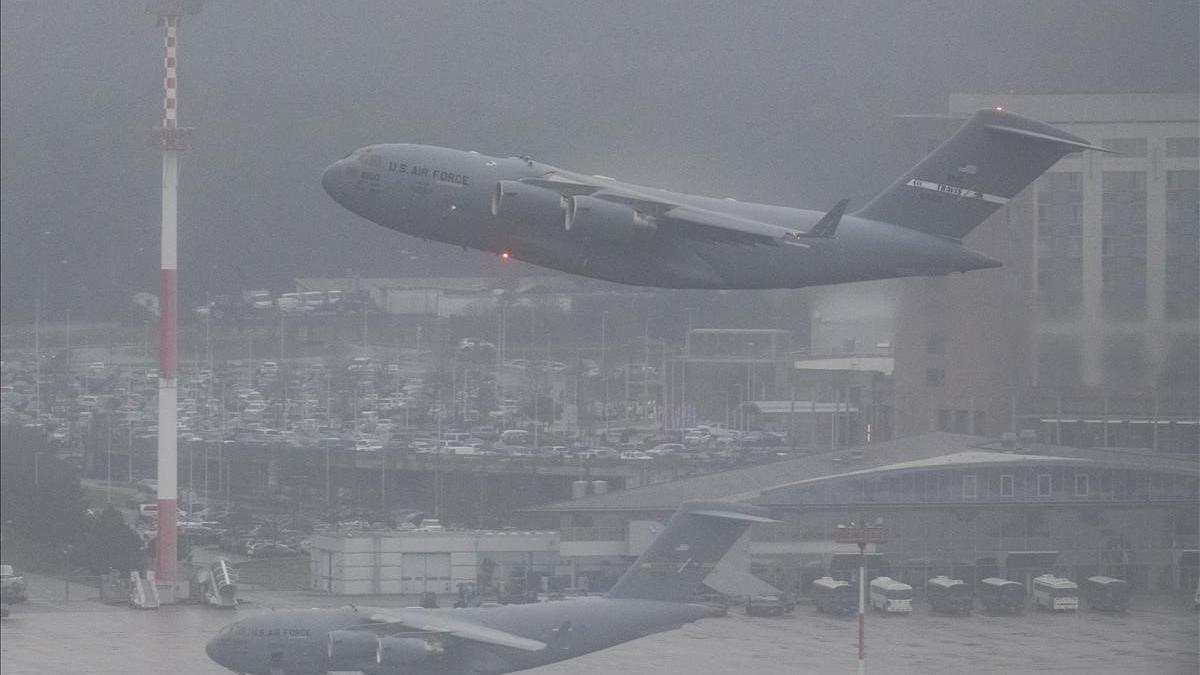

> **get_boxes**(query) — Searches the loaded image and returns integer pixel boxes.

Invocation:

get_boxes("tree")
[72,507,144,575]
[1,425,86,545]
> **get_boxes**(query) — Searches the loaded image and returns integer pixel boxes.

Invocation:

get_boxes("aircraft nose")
[206,630,233,670]
[321,159,351,201]
[205,633,222,663]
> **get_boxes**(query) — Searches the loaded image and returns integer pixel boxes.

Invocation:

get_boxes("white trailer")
[869,576,913,614]
[1032,574,1078,611]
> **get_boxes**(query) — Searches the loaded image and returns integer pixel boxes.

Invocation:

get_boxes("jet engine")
[327,630,380,670]
[564,195,656,240]
[492,180,565,229]
[378,636,446,666]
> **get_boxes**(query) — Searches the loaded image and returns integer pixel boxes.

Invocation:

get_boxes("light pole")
[836,518,886,675]
[106,416,113,503]
[601,312,608,439]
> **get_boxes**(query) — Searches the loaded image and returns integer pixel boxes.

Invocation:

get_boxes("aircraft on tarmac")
[321,108,1109,289]
[206,501,777,674]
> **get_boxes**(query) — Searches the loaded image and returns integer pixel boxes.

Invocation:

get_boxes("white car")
[620,450,653,461]
[354,438,383,452]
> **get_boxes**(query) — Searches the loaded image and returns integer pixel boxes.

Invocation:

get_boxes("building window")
[926,368,945,387]
[937,409,952,432]
[1000,474,1014,497]
[1074,473,1089,497]
[963,474,977,499]
[1165,171,1199,321]
[1037,172,1083,319]
[1037,473,1052,497]
[926,333,945,355]
[1037,335,1084,387]
[1101,172,1147,321]
[1102,335,1148,388]
[1160,335,1200,391]
[1166,137,1200,157]
[973,411,986,436]
[1102,138,1147,157]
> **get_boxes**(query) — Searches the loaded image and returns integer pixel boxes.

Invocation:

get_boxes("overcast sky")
[1,0,1196,320]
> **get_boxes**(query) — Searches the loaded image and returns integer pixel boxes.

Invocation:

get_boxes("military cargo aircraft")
[321,109,1108,289]
[206,501,776,674]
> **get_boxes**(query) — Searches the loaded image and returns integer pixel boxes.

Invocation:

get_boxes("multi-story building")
[893,93,1198,454]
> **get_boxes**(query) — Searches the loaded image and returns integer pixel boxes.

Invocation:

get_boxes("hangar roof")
[524,433,1197,514]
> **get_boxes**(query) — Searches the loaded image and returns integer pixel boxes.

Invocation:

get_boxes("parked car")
[745,594,792,617]
[0,564,28,602]
[248,542,297,558]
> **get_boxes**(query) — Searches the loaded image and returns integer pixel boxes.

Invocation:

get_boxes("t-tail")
[605,500,777,603]
[854,108,1112,240]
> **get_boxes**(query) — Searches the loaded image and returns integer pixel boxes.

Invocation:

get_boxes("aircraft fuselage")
[206,600,717,675]
[320,144,998,289]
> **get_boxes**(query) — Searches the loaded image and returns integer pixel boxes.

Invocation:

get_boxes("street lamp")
[836,518,886,675]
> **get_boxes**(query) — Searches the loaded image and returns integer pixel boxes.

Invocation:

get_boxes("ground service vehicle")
[978,577,1025,614]
[811,577,856,615]
[745,594,792,617]
[1083,576,1129,612]
[927,576,972,615]
[1032,574,1079,611]
[869,576,913,614]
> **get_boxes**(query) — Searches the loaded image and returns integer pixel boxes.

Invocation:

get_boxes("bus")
[926,576,972,615]
[1032,574,1078,612]
[1083,576,1129,613]
[869,576,913,614]
[811,577,856,615]
[978,578,1025,615]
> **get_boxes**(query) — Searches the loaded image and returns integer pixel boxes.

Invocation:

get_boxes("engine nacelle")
[378,636,445,666]
[327,630,380,670]
[564,195,656,240]
[492,180,565,229]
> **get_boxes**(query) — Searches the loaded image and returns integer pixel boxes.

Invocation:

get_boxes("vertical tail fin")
[605,501,777,603]
[854,108,1111,239]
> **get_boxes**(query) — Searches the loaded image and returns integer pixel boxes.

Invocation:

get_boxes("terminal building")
[309,527,559,596]
[891,93,1199,453]
[522,433,1199,594]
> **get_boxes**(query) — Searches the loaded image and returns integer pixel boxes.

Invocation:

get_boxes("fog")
[1,0,1196,318]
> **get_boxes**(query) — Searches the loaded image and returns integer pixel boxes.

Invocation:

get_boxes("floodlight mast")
[837,519,886,675]
[147,0,201,585]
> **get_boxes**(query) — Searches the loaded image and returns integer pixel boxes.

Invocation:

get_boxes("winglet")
[805,199,849,238]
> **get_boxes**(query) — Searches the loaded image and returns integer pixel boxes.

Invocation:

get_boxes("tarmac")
[2,572,1196,674]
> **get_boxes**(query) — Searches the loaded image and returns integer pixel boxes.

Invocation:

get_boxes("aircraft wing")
[521,175,842,247]
[357,611,547,652]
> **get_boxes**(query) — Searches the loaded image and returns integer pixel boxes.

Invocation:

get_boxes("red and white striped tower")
[147,0,201,584]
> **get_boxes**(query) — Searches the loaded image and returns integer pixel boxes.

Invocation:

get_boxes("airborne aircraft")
[206,501,776,675]
[321,109,1108,289]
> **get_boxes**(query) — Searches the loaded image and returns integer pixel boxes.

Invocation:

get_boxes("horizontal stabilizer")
[984,123,1116,154]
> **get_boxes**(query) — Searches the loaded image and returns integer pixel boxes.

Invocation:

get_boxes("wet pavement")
[2,574,1196,674]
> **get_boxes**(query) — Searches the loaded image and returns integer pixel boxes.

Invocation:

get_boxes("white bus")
[811,577,856,615]
[1032,574,1079,611]
[869,576,913,614]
